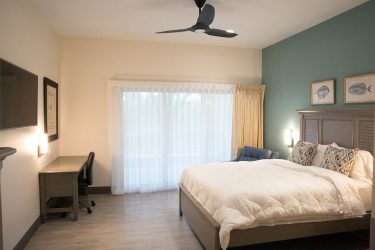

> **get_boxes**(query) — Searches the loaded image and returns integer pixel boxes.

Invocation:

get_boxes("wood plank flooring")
[26,191,201,250]
[25,191,369,250]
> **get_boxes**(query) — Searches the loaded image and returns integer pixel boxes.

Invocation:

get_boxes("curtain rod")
[110,75,236,85]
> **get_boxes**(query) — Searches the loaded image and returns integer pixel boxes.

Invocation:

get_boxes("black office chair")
[78,152,96,214]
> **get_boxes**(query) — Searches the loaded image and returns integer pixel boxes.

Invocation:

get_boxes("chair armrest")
[270,152,280,159]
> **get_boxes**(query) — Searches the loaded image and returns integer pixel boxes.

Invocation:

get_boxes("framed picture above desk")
[43,77,59,142]
[39,156,87,223]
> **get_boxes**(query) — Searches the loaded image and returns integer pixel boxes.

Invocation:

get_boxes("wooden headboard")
[298,109,374,154]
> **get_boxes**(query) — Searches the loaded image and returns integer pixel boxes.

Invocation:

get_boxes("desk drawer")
[44,173,75,197]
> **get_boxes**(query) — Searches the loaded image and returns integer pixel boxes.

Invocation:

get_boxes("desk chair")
[78,152,96,213]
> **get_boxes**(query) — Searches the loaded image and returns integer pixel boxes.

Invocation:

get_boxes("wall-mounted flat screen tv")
[0,59,38,129]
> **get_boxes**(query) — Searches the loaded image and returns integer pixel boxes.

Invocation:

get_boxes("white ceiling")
[30,0,367,49]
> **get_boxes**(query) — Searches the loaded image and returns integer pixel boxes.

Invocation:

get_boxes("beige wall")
[0,0,60,249]
[59,37,262,187]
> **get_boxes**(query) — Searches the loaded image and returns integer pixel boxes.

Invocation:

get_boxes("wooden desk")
[39,156,87,223]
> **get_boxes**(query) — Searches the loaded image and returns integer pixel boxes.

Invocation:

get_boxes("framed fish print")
[344,73,375,103]
[310,80,335,105]
[43,77,59,142]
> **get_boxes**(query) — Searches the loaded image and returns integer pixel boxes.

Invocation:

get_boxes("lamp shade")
[39,133,48,156]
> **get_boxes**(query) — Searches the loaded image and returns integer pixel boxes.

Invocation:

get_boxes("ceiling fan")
[157,0,238,38]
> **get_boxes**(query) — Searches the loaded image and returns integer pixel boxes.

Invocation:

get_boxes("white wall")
[0,0,60,249]
[59,37,262,187]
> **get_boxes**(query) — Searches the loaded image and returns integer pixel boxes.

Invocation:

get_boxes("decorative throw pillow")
[311,144,330,166]
[319,145,358,176]
[287,141,317,166]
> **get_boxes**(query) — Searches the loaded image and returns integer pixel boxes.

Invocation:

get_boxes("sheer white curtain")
[109,80,233,194]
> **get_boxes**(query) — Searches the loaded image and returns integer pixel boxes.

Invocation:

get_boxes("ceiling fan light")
[226,29,235,33]
[194,28,206,33]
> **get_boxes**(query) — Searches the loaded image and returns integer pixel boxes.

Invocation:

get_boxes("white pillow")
[350,150,373,185]
[311,144,330,167]
[332,143,373,184]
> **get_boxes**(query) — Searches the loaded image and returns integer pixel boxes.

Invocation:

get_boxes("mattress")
[180,159,371,250]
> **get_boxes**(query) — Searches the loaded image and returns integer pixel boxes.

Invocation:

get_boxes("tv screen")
[0,59,38,129]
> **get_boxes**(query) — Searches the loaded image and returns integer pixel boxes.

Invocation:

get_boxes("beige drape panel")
[231,84,265,158]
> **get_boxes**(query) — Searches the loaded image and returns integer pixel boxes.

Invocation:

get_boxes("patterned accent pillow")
[287,141,318,166]
[319,145,358,176]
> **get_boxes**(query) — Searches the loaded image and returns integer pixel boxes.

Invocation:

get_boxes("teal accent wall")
[262,1,375,158]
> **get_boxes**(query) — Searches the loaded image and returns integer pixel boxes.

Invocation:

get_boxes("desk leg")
[72,174,79,221]
[39,174,47,224]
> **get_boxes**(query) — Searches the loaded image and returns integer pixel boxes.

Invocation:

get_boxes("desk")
[39,156,87,223]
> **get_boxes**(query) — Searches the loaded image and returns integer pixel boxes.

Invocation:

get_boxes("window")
[110,82,233,193]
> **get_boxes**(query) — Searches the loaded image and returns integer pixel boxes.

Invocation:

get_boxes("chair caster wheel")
[91,201,96,206]
[87,208,92,214]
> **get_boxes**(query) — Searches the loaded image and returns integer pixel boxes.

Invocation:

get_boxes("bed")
[179,108,374,250]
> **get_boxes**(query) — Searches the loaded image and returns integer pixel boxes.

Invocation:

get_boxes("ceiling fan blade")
[197,4,215,26]
[156,28,192,34]
[205,28,238,38]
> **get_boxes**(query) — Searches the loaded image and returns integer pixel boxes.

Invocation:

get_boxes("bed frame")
[179,108,374,250]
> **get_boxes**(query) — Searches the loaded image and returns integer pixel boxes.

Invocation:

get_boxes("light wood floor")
[25,191,369,250]
[26,191,202,250]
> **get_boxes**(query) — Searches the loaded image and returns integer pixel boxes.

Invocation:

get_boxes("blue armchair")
[233,146,279,161]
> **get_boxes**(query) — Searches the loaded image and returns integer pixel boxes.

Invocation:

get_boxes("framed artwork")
[43,77,59,142]
[310,80,335,105]
[344,73,375,103]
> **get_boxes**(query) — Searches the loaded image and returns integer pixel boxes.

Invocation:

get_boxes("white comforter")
[180,159,367,249]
